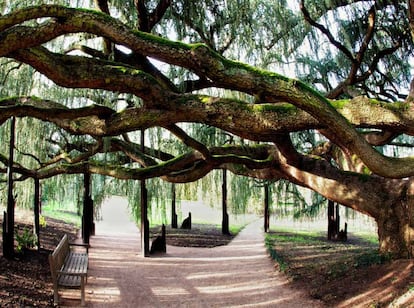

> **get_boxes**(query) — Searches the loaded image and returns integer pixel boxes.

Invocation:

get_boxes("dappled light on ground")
[336,261,414,308]
[65,198,322,307]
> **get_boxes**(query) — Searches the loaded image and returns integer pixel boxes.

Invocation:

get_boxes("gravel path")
[63,200,323,307]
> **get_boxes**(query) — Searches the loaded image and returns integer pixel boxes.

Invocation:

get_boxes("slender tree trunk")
[82,172,94,244]
[222,169,230,235]
[264,184,270,232]
[141,130,150,257]
[327,200,335,240]
[335,203,340,235]
[34,178,41,250]
[171,184,177,228]
[3,117,16,259]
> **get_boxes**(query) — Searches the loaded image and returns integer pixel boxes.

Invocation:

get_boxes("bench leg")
[53,282,59,305]
[81,276,86,306]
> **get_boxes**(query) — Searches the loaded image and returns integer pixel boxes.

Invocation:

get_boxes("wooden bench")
[49,234,89,306]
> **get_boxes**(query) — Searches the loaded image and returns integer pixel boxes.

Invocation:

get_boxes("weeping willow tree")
[1,0,414,259]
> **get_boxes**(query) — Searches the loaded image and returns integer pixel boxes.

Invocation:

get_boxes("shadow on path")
[62,199,323,307]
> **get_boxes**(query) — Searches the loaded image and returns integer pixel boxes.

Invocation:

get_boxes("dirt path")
[63,200,323,307]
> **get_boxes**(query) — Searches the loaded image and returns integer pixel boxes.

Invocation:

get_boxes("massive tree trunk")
[375,180,414,258]
[376,205,414,258]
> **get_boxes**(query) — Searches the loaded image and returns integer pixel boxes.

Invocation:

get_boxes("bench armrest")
[69,242,90,253]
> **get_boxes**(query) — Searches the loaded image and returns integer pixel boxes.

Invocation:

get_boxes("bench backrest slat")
[49,234,70,281]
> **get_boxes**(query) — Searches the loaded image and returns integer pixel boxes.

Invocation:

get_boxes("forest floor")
[265,230,414,307]
[0,211,413,307]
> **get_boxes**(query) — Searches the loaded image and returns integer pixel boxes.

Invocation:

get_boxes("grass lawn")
[264,225,414,307]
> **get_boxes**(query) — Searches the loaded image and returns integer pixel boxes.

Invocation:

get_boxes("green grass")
[266,231,326,245]
[355,232,379,245]
[264,227,389,302]
[42,202,81,227]
[229,224,245,235]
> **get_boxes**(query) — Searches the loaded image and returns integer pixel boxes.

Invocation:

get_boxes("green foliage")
[15,227,37,253]
[42,201,81,227]
[353,251,392,268]
[39,215,47,228]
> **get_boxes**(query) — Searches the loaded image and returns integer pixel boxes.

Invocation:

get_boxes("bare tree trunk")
[264,184,270,232]
[141,130,150,257]
[3,117,15,259]
[171,184,177,228]
[82,172,94,244]
[34,178,41,250]
[327,200,336,240]
[222,169,230,235]
[335,203,340,235]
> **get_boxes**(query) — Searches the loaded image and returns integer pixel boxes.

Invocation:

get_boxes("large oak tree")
[1,0,414,258]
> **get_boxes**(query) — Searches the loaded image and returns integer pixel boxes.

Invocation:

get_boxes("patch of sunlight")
[88,277,121,304]
[338,286,393,307]
[196,278,282,294]
[151,287,191,296]
[187,271,238,280]
[165,254,264,262]
[187,269,270,280]
[389,287,414,307]
[89,287,121,304]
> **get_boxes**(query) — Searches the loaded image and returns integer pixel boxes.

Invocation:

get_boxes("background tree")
[1,0,414,258]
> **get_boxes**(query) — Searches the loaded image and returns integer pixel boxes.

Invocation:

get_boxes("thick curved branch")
[165,124,212,160]
[2,95,414,141]
[11,47,173,107]
[274,148,400,218]
[66,44,178,91]
[1,5,414,178]
[0,96,114,135]
[31,143,273,182]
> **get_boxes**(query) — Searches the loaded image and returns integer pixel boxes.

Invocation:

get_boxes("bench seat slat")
[58,274,82,287]
[59,252,88,276]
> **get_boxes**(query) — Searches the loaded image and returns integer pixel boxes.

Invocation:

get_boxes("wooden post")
[161,224,166,253]
[222,169,230,235]
[141,130,150,257]
[327,199,335,240]
[264,184,270,232]
[171,184,178,228]
[82,172,94,244]
[34,178,41,250]
[335,203,340,236]
[3,117,16,259]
